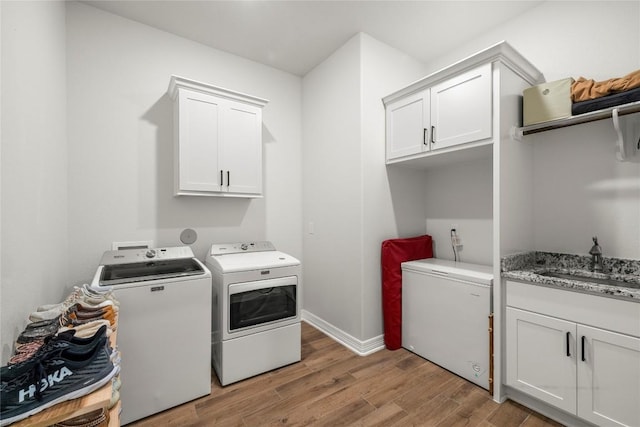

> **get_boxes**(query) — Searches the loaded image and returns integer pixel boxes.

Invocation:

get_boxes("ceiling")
[83,1,544,76]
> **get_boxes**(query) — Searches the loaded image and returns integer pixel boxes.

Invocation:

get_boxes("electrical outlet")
[453,235,463,247]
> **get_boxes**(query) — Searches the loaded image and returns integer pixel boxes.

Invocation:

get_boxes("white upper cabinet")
[219,104,263,195]
[168,76,268,197]
[385,90,430,160]
[430,63,492,150]
[384,63,493,164]
[383,41,541,167]
[176,89,223,193]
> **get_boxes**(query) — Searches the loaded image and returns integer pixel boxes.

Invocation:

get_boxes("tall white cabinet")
[168,76,268,197]
[382,42,542,402]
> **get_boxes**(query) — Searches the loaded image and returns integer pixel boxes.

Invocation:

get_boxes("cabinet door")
[577,325,640,427]
[506,307,577,414]
[220,103,262,195]
[176,90,222,193]
[430,63,492,150]
[385,90,430,161]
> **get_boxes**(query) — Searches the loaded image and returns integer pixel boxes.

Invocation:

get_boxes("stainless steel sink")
[540,271,639,289]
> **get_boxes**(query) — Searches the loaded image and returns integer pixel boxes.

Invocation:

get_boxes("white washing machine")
[205,241,301,386]
[92,246,211,425]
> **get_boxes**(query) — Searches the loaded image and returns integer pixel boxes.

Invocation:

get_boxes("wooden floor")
[129,322,563,427]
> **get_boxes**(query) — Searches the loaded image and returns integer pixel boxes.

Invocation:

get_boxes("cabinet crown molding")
[167,75,269,108]
[382,40,543,106]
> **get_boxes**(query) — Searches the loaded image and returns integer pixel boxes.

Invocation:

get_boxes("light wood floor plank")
[357,402,408,427]
[245,372,358,426]
[313,397,377,427]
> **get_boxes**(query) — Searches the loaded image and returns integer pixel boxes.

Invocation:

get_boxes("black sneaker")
[0,334,118,426]
[10,325,110,367]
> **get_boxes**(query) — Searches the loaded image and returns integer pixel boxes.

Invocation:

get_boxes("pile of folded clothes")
[523,69,640,126]
[571,69,640,115]
[0,284,121,427]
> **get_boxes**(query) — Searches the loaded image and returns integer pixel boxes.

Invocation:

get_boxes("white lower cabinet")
[506,283,640,427]
[576,325,640,427]
[506,308,577,413]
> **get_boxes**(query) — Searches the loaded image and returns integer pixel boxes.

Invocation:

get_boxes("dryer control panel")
[209,241,276,256]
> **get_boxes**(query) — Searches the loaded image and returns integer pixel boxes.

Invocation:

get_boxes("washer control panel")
[209,241,276,256]
[100,246,195,265]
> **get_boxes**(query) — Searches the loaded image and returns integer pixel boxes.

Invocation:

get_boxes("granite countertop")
[501,251,640,302]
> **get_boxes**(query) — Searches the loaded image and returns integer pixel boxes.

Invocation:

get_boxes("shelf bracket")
[612,108,625,161]
[612,108,640,161]
[510,125,523,142]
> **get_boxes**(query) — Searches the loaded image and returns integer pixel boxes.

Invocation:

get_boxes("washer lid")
[99,258,204,286]
[208,251,300,273]
[401,258,493,285]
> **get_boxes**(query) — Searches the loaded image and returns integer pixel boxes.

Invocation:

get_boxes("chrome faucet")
[589,236,604,272]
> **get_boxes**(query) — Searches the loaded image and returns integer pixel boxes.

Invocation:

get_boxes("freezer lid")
[401,258,493,285]
[99,258,205,286]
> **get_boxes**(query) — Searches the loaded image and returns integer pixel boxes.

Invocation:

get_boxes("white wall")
[422,0,640,261]
[302,33,427,343]
[532,122,640,259]
[360,34,429,339]
[302,35,363,338]
[424,1,640,83]
[0,1,302,363]
[1,1,68,363]
[65,3,303,285]
[424,157,493,265]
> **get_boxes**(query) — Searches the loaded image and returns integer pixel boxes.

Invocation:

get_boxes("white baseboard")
[301,309,385,356]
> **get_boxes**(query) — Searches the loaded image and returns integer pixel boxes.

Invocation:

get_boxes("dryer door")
[228,276,297,332]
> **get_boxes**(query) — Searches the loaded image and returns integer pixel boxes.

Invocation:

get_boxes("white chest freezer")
[401,258,493,389]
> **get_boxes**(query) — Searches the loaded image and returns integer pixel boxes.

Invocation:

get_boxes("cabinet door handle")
[227,171,230,187]
[566,331,571,357]
[423,128,428,145]
[431,126,436,144]
[220,170,224,186]
[581,335,586,362]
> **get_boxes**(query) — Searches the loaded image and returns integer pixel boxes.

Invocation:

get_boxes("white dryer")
[92,246,211,425]
[205,241,301,386]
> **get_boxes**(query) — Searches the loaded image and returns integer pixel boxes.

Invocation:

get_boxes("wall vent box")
[523,78,574,125]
